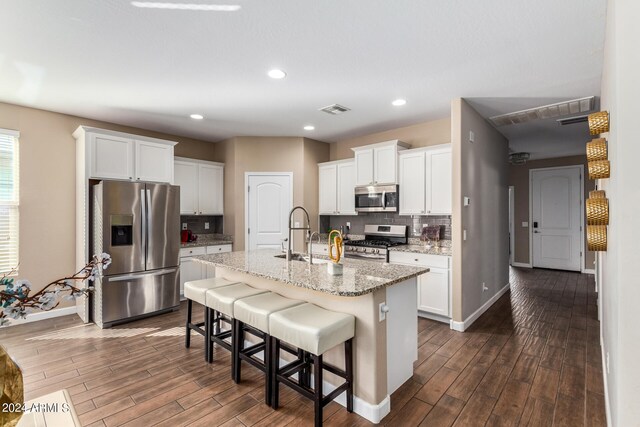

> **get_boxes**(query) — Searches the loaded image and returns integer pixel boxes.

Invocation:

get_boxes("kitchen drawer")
[310,243,343,256]
[179,246,206,258]
[388,251,450,269]
[206,244,232,254]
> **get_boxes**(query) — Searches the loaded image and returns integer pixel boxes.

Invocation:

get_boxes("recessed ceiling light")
[392,99,407,106]
[190,114,204,120]
[303,125,315,131]
[268,69,287,79]
[131,2,241,11]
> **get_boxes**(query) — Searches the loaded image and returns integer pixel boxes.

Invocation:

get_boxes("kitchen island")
[193,250,428,423]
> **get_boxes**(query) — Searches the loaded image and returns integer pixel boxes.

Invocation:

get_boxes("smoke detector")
[319,104,351,115]
[509,152,530,165]
[490,96,595,127]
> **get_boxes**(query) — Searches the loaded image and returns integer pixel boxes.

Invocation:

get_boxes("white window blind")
[0,128,19,275]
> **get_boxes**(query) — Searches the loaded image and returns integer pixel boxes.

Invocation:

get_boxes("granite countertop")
[390,240,452,256]
[181,234,233,248]
[193,249,428,297]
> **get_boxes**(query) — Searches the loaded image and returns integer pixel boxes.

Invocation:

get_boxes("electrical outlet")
[182,223,187,230]
[522,222,529,227]
[482,282,488,292]
[346,222,351,228]
[204,222,210,230]
[464,196,471,206]
[463,229,467,241]
[379,302,389,322]
[469,131,475,143]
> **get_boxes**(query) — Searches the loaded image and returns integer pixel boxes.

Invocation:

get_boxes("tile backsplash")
[321,213,451,240]
[180,215,223,234]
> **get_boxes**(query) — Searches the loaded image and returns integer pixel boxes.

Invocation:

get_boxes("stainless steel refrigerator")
[92,180,180,328]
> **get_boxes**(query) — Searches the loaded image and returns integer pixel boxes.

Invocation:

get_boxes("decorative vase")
[0,345,24,427]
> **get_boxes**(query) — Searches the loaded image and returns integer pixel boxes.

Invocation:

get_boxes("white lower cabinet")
[388,251,451,319]
[417,267,449,316]
[179,244,232,296]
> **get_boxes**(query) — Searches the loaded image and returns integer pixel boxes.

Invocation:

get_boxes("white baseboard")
[2,306,77,327]
[418,311,450,325]
[582,268,596,275]
[511,262,532,268]
[449,282,510,332]
[600,334,612,427]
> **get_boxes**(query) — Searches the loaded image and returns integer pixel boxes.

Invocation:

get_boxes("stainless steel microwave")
[354,184,399,213]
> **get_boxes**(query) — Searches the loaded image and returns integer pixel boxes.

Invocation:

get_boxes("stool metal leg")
[185,299,193,348]
[232,319,242,383]
[345,338,353,413]
[205,307,212,363]
[313,354,323,427]
[265,333,272,406]
[271,337,281,409]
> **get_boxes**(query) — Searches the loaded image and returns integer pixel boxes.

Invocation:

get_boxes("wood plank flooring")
[0,267,606,426]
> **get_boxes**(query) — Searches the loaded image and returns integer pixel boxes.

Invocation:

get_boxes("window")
[0,128,19,275]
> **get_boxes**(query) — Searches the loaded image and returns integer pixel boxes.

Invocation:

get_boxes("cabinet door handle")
[129,176,132,180]
[414,258,419,262]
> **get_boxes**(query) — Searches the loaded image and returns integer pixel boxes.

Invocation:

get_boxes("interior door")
[531,167,582,271]
[247,174,292,250]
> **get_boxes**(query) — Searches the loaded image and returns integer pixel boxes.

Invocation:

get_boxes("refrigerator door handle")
[140,188,147,258]
[108,268,178,283]
[146,188,152,255]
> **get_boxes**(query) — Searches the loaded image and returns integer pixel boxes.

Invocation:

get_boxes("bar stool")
[232,292,304,405]
[184,277,239,361]
[204,283,269,370]
[269,303,355,427]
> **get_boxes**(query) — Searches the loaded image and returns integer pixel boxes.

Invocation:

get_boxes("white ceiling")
[0,0,607,144]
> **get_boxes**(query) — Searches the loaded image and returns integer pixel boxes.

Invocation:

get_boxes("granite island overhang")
[193,249,429,423]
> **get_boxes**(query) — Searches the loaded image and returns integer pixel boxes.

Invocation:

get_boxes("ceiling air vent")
[509,152,530,165]
[557,115,589,126]
[490,96,595,127]
[319,104,351,115]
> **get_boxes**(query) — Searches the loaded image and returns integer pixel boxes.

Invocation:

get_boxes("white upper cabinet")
[174,157,224,215]
[354,149,374,186]
[198,163,224,215]
[318,164,337,215]
[318,159,357,216]
[174,161,198,214]
[399,151,426,215]
[398,144,452,216]
[74,126,177,183]
[91,134,135,180]
[429,149,452,215]
[135,140,174,183]
[336,161,356,215]
[352,140,409,186]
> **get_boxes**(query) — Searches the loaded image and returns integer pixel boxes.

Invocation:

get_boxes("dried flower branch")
[0,253,111,326]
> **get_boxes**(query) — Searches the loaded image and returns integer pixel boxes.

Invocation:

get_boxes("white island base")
[207,262,419,424]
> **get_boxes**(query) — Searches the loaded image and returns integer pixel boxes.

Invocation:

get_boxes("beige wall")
[218,137,329,251]
[330,117,451,160]
[599,0,640,424]
[0,102,219,306]
[452,98,510,322]
[509,155,596,268]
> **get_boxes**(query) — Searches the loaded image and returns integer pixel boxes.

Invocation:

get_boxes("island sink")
[273,253,327,264]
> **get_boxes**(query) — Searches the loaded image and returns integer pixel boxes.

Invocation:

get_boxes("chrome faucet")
[308,231,322,265]
[287,206,311,262]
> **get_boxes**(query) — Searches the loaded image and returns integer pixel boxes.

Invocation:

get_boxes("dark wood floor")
[0,267,606,426]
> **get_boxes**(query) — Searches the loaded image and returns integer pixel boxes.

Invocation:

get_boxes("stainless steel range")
[344,224,408,262]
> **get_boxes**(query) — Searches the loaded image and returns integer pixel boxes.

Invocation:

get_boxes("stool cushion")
[205,283,269,317]
[269,303,355,355]
[234,293,304,333]
[184,277,239,305]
